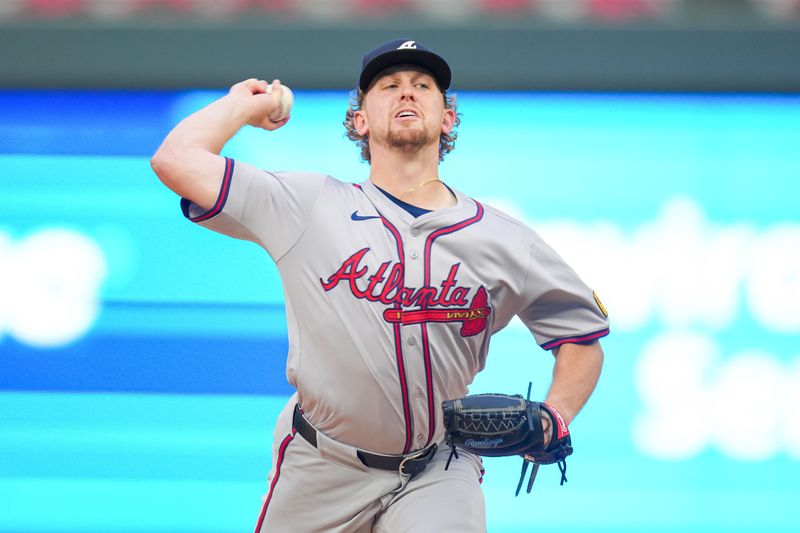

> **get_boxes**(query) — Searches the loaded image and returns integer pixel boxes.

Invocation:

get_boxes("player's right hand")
[228,78,289,131]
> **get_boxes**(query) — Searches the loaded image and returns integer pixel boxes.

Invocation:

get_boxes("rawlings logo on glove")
[441,385,573,496]
[464,438,504,449]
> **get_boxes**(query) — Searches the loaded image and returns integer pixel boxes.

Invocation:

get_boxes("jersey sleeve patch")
[540,327,610,351]
[180,157,234,223]
[593,291,609,318]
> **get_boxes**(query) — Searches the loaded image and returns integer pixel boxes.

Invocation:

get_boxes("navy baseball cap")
[358,38,451,92]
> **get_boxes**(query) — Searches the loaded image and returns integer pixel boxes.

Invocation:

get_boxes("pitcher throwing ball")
[151,38,609,533]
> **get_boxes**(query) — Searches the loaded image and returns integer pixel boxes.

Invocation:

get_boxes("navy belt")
[292,404,437,477]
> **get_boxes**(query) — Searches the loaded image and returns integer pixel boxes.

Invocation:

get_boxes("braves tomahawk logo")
[320,247,491,337]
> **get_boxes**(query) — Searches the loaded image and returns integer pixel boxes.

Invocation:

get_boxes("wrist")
[219,92,256,129]
[543,398,574,426]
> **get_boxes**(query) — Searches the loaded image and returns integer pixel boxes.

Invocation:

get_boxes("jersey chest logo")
[320,247,491,337]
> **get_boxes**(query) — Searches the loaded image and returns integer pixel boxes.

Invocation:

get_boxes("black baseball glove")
[441,387,572,495]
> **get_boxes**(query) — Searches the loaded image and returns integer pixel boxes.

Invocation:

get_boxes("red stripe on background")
[254,429,296,533]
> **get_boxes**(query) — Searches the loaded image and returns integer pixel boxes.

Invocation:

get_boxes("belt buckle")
[399,444,437,477]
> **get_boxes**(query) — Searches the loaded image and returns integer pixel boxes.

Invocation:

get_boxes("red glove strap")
[544,403,570,440]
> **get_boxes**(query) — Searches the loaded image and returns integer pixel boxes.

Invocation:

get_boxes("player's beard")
[384,126,437,154]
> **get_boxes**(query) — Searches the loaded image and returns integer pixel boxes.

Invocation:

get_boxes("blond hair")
[343,88,461,163]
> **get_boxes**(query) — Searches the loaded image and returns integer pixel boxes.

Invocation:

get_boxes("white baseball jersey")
[182,157,609,456]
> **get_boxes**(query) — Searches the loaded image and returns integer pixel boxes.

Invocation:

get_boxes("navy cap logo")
[358,38,452,92]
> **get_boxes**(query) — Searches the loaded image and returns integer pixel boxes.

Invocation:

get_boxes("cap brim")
[359,49,451,92]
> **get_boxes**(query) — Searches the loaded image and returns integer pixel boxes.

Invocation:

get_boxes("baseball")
[269,84,293,123]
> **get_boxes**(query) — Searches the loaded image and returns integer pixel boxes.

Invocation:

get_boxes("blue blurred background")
[3,88,799,533]
[2,2,800,532]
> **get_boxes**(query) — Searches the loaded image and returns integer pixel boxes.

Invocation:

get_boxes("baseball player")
[151,39,609,532]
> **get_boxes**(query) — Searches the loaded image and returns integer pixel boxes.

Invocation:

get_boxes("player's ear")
[354,109,369,136]
[441,108,456,135]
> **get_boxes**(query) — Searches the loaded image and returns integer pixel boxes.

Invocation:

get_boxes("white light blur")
[0,228,107,348]
[495,196,798,334]
[632,332,716,459]
[747,224,800,333]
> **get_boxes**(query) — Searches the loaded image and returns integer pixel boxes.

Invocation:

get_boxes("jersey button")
[417,434,425,442]
[408,337,417,346]
[414,388,423,398]
[410,251,419,259]
[411,229,420,237]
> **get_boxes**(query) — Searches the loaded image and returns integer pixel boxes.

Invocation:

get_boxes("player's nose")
[399,84,416,100]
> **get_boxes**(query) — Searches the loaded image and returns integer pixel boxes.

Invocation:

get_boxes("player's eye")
[416,83,430,89]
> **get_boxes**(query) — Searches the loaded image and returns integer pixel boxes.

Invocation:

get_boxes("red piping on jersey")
[191,157,234,222]
[421,201,485,446]
[379,216,414,454]
[419,322,435,446]
[391,320,412,454]
[254,428,296,533]
[540,327,610,351]
[352,182,414,453]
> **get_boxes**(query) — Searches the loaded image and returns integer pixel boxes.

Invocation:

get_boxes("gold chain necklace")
[398,178,441,201]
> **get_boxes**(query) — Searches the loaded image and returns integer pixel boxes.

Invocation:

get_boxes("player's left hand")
[442,393,573,494]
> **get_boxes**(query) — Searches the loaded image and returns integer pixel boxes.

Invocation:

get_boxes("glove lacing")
[558,457,568,485]
[514,456,568,496]
[444,439,459,471]
[514,382,569,496]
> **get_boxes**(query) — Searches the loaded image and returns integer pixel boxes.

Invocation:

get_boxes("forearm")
[544,341,604,425]
[151,94,249,204]
[151,78,285,207]
[157,94,250,157]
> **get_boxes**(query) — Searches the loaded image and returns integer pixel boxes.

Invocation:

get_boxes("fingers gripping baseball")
[229,78,293,131]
